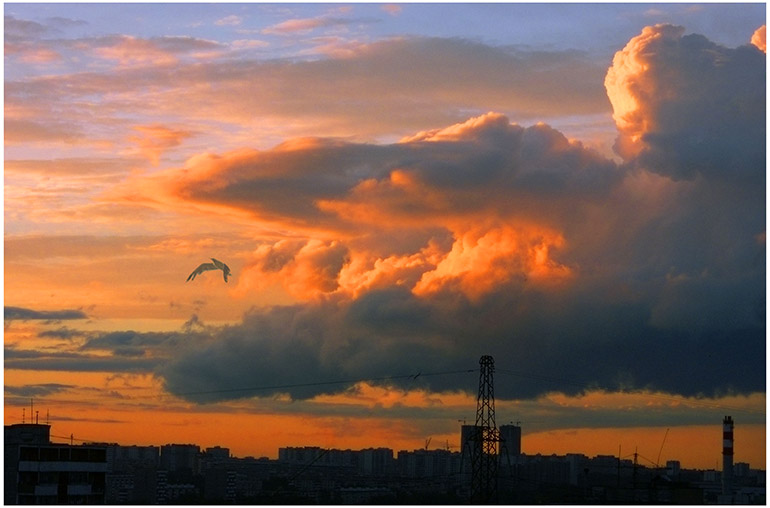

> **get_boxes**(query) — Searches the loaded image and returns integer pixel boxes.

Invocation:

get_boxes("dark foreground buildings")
[4,421,765,504]
[5,423,107,504]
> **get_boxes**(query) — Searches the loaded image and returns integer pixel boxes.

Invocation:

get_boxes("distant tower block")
[722,416,734,495]
[460,424,481,469]
[499,424,521,456]
[470,355,500,504]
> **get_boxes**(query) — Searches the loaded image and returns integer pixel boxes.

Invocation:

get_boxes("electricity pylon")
[470,355,500,503]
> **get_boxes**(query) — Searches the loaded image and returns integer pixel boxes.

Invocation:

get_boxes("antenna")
[46,409,50,425]
[22,407,25,424]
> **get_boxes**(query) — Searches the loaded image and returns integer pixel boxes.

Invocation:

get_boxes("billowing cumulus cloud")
[605,24,765,181]
[120,113,620,304]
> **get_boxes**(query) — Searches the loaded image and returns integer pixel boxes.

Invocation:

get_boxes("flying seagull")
[186,258,232,283]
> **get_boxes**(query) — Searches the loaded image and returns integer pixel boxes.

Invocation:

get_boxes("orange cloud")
[414,224,572,299]
[336,242,445,299]
[312,382,473,410]
[128,124,193,165]
[235,239,348,300]
[232,220,572,303]
[400,111,511,143]
[751,25,766,52]
[317,168,450,227]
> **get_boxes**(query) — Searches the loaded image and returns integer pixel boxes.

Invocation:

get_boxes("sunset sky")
[4,3,766,470]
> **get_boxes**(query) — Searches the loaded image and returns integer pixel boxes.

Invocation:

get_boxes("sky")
[3,3,766,470]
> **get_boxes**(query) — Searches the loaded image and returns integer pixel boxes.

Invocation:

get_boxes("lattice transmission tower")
[470,355,500,503]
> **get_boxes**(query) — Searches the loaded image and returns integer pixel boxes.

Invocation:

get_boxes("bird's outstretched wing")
[186,262,217,282]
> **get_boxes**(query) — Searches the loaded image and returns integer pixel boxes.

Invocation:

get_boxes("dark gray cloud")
[157,278,764,404]
[45,16,89,29]
[4,348,85,360]
[4,15,49,41]
[81,330,177,350]
[4,351,161,373]
[5,306,88,321]
[39,327,86,340]
[4,383,76,397]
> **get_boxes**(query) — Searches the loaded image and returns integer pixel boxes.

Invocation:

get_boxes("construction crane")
[656,428,670,468]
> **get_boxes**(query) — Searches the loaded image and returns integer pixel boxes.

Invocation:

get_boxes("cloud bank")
[121,22,764,403]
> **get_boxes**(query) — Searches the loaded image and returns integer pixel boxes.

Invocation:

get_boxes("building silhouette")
[4,416,766,504]
[4,423,107,504]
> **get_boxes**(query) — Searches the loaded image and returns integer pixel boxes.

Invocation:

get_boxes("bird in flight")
[187,258,232,283]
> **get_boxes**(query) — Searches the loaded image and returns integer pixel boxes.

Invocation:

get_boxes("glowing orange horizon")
[4,371,764,470]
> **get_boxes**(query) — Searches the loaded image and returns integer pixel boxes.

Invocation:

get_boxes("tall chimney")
[722,415,733,495]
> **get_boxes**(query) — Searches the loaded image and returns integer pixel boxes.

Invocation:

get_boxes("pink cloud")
[94,35,178,66]
[381,5,402,16]
[215,15,243,27]
[262,17,329,35]
[128,125,194,165]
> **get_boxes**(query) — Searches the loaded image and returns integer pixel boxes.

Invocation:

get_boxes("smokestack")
[722,415,733,495]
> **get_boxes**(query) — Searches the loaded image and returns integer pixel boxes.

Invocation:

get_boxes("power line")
[172,369,476,398]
